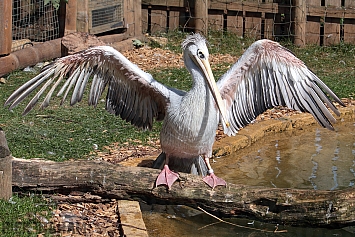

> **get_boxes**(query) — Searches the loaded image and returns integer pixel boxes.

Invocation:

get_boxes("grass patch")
[0,194,53,236]
[1,71,161,161]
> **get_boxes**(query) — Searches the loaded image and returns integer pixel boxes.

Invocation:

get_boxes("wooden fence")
[142,0,355,46]
[2,0,355,58]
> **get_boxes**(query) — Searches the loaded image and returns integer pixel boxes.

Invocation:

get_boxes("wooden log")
[12,158,355,227]
[294,0,306,46]
[0,128,12,200]
[0,38,62,77]
[194,0,208,34]
[0,0,12,55]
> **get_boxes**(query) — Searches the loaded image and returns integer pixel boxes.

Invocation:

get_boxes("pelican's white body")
[160,77,219,159]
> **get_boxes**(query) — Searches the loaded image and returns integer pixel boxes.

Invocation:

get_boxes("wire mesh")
[12,0,60,45]
[88,0,124,34]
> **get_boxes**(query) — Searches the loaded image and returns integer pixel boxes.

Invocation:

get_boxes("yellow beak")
[195,56,230,127]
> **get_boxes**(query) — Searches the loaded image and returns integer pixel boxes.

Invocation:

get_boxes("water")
[142,120,355,236]
[141,204,355,237]
[213,121,355,190]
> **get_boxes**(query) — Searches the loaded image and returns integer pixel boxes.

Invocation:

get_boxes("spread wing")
[217,39,345,136]
[5,46,180,130]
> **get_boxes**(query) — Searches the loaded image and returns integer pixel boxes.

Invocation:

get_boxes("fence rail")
[142,0,355,46]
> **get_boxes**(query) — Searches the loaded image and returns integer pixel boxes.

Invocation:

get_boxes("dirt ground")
[41,42,355,236]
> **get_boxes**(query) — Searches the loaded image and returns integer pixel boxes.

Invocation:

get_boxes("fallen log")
[12,158,355,228]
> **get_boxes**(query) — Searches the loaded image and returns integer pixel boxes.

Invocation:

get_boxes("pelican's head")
[182,34,229,127]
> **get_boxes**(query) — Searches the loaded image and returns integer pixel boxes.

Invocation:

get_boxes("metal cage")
[88,0,124,34]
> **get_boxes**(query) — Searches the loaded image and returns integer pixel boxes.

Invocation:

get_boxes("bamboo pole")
[294,0,307,46]
[0,129,12,200]
[0,0,12,55]
[195,0,208,35]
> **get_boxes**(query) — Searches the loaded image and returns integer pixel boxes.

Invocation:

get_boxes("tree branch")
[12,158,355,227]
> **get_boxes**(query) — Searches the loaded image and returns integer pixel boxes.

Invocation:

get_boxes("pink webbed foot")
[156,165,179,189]
[203,171,227,189]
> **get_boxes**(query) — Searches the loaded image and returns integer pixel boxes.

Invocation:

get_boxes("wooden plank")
[226,12,243,35]
[344,0,355,7]
[324,21,340,45]
[142,0,184,7]
[344,10,355,19]
[307,0,321,5]
[325,0,341,7]
[245,12,262,39]
[208,13,224,31]
[117,200,148,237]
[226,1,278,13]
[150,9,167,33]
[307,5,355,18]
[209,0,227,10]
[306,20,320,45]
[142,8,149,33]
[209,1,278,13]
[264,16,274,40]
[0,0,12,55]
[168,11,180,30]
[343,24,355,44]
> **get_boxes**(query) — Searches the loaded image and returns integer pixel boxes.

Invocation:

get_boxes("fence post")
[0,0,12,55]
[65,0,77,34]
[195,0,208,35]
[0,128,12,200]
[294,0,306,46]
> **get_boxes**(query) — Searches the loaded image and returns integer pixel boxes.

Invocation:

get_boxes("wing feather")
[5,46,176,130]
[217,39,344,136]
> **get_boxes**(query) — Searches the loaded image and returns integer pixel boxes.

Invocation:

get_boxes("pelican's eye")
[197,50,205,59]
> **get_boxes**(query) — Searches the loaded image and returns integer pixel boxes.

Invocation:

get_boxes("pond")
[141,203,355,236]
[142,118,355,236]
[213,120,355,190]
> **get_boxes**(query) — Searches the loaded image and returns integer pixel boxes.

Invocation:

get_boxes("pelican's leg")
[202,156,226,189]
[155,155,179,189]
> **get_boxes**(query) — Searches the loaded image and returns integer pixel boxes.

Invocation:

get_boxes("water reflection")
[213,121,355,190]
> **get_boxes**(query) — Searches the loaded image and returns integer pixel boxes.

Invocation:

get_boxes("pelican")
[5,34,344,189]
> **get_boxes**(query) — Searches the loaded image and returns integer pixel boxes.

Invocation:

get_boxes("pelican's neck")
[183,52,210,96]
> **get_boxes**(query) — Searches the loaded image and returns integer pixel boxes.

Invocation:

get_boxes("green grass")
[1,71,161,161]
[0,194,53,236]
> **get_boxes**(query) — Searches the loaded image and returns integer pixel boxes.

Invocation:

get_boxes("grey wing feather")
[217,39,345,136]
[5,46,175,130]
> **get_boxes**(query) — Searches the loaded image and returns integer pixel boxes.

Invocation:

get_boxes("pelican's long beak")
[196,57,230,127]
